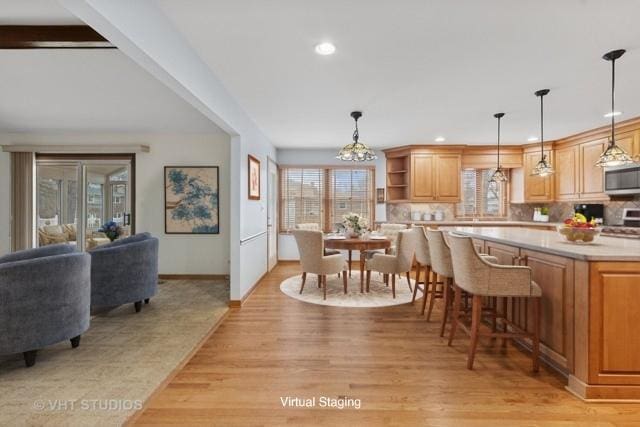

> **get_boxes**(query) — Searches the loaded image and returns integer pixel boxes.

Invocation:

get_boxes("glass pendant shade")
[595,143,633,167]
[337,111,377,162]
[532,155,555,177]
[596,49,634,167]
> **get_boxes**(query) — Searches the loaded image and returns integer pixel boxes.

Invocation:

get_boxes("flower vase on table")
[342,213,368,238]
[98,220,123,242]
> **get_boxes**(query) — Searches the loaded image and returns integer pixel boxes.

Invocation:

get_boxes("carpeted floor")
[0,279,229,427]
[280,271,415,307]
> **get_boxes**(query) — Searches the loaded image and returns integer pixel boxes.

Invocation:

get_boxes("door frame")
[35,153,136,250]
[266,157,278,271]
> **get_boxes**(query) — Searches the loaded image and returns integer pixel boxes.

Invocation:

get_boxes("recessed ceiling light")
[527,136,538,142]
[434,136,446,142]
[604,111,622,118]
[315,42,336,55]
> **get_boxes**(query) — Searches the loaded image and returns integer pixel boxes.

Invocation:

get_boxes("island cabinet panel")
[587,262,640,386]
[484,241,519,265]
[411,154,436,201]
[520,249,574,371]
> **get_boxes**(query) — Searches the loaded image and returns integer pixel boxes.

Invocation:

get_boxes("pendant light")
[531,89,555,176]
[489,112,508,184]
[596,49,633,167]
[336,111,377,162]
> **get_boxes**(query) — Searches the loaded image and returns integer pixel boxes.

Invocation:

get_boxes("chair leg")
[421,265,430,315]
[406,272,412,292]
[366,270,371,293]
[343,270,348,293]
[318,274,322,288]
[322,275,327,300]
[300,271,307,294]
[502,297,509,348]
[348,251,352,277]
[23,350,37,367]
[439,277,452,337]
[144,298,150,304]
[391,273,396,298]
[70,335,81,348]
[532,297,541,373]
[411,263,421,303]
[384,273,389,286]
[491,296,498,333]
[448,285,463,346]
[467,294,482,370]
[426,271,437,321]
[134,301,142,313]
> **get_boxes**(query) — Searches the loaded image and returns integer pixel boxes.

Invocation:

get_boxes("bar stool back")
[425,229,454,336]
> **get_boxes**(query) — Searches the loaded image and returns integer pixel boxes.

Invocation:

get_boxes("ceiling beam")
[0,25,115,49]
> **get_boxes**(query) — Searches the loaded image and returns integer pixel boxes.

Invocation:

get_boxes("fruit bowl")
[558,213,601,244]
[557,225,601,244]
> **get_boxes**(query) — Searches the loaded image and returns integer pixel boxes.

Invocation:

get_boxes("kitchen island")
[450,227,640,401]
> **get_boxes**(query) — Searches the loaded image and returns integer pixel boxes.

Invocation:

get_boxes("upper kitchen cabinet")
[523,149,554,202]
[616,129,640,162]
[384,146,461,203]
[579,138,609,200]
[554,145,579,201]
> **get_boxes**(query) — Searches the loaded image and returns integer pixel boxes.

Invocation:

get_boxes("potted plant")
[98,220,123,242]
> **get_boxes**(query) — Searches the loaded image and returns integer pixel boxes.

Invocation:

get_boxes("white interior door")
[267,158,278,271]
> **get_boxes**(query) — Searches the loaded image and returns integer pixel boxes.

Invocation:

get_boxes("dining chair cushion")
[292,229,347,275]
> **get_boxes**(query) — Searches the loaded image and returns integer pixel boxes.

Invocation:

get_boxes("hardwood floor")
[133,263,640,426]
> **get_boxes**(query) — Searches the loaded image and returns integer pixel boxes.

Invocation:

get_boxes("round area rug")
[280,271,415,308]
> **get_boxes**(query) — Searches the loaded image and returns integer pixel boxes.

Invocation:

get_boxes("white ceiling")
[156,0,640,148]
[0,1,224,134]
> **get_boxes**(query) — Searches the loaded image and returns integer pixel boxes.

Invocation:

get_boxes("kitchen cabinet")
[579,139,608,200]
[554,145,579,201]
[616,130,640,162]
[523,151,554,202]
[409,152,461,202]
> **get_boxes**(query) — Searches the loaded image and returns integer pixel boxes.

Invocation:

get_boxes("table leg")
[360,251,365,293]
[348,250,352,278]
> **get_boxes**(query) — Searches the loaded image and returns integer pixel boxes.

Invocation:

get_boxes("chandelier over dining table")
[336,111,378,162]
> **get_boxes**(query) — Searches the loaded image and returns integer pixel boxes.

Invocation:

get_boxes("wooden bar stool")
[425,229,455,336]
[410,226,436,316]
[446,232,542,372]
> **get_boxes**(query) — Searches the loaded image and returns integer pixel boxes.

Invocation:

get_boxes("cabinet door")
[555,145,579,201]
[616,130,640,162]
[520,249,574,371]
[579,139,608,200]
[435,154,461,202]
[524,151,554,202]
[411,154,435,201]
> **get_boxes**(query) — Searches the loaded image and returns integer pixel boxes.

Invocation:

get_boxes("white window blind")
[457,168,508,218]
[280,167,374,232]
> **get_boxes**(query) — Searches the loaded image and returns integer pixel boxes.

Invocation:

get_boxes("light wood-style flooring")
[132,263,640,426]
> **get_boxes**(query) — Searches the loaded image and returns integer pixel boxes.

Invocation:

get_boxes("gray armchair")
[89,233,159,313]
[0,244,91,367]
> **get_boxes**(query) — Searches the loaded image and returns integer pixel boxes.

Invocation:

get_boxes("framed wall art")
[164,166,219,234]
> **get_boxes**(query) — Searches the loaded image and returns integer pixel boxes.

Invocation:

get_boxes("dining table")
[324,235,391,292]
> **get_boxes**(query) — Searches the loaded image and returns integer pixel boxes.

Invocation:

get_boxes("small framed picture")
[376,188,385,203]
[248,155,261,200]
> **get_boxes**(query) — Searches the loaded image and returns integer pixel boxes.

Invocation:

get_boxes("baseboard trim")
[228,271,268,308]
[158,274,228,281]
[124,308,230,426]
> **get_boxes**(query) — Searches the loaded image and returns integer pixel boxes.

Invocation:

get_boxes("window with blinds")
[456,168,508,218]
[280,167,374,232]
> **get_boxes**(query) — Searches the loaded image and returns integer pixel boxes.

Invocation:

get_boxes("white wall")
[60,0,277,301]
[276,148,386,260]
[0,132,231,275]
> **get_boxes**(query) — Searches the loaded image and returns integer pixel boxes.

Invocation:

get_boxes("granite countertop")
[376,220,560,227]
[448,226,640,261]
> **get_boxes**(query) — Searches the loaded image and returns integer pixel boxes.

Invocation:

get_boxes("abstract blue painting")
[164,166,219,234]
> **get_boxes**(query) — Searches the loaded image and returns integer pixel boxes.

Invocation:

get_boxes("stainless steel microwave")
[605,164,640,195]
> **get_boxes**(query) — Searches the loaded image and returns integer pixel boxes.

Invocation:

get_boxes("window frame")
[456,168,509,219]
[279,165,376,233]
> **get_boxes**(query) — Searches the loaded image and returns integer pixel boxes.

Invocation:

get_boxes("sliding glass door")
[36,156,134,251]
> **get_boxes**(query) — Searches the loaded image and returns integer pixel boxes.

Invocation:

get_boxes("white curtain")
[10,152,35,251]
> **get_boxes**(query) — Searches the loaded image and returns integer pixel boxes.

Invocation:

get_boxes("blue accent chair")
[0,244,91,367]
[89,233,159,313]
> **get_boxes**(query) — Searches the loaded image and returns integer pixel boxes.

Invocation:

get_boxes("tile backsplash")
[508,196,640,225]
[386,196,640,225]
